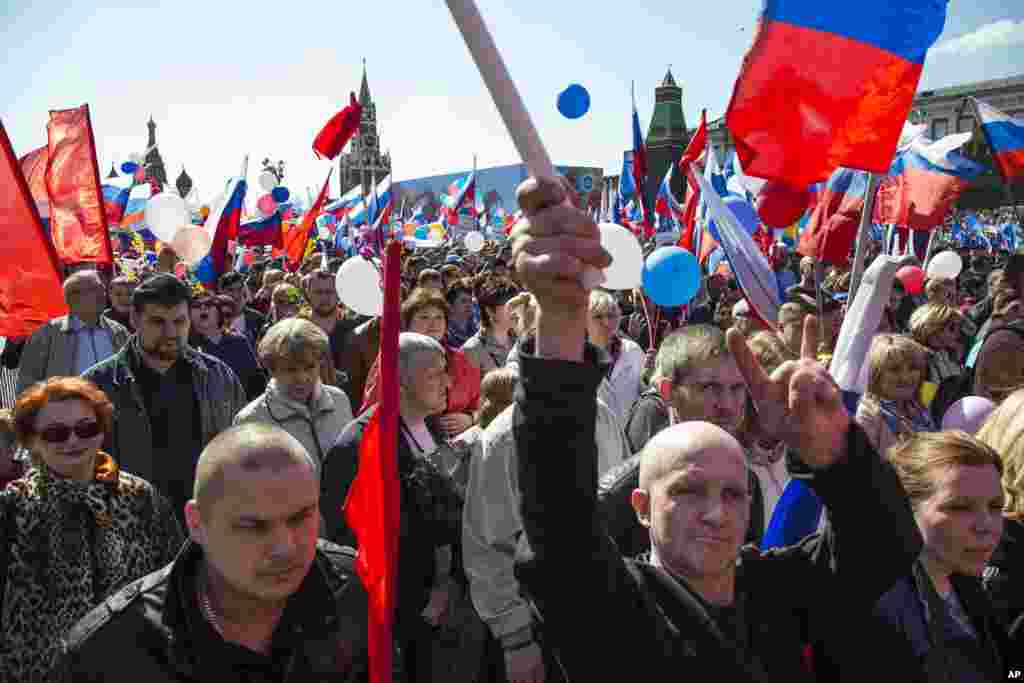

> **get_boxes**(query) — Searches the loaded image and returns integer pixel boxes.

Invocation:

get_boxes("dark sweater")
[512,346,923,682]
[191,332,267,401]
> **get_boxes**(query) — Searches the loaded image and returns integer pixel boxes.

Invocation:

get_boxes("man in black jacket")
[507,175,923,682]
[59,423,370,682]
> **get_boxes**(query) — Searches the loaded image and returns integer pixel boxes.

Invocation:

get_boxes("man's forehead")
[142,303,189,317]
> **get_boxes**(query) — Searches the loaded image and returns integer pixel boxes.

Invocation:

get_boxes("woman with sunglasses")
[1,377,183,681]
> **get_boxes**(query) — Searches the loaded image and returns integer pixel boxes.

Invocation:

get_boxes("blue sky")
[2,0,1022,207]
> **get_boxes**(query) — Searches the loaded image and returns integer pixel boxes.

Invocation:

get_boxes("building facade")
[338,61,392,197]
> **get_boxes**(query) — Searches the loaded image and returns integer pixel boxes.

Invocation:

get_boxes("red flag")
[285,168,332,272]
[344,239,401,683]
[679,109,708,171]
[45,105,113,264]
[676,111,708,252]
[313,93,363,160]
[19,146,48,209]
[0,119,66,336]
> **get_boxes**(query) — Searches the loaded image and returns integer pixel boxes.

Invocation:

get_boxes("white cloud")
[933,19,1024,56]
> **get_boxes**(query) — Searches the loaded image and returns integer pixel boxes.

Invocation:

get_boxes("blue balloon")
[557,84,590,119]
[121,161,138,175]
[415,226,429,240]
[724,196,761,235]
[271,186,290,203]
[642,246,700,307]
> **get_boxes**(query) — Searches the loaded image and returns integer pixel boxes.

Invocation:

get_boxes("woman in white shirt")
[586,289,645,430]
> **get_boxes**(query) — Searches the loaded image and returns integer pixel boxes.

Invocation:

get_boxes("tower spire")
[359,58,371,105]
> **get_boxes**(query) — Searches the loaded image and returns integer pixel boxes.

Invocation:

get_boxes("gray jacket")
[82,339,246,485]
[16,315,130,395]
[461,397,630,644]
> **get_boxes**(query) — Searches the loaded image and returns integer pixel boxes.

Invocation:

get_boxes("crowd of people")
[0,175,1023,682]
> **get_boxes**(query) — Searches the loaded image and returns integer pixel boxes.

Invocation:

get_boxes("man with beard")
[84,274,246,519]
[304,269,360,367]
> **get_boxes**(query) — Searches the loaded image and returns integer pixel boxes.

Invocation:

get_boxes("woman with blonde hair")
[976,388,1024,637]
[909,303,965,385]
[855,334,936,455]
[234,318,353,470]
[864,431,1010,681]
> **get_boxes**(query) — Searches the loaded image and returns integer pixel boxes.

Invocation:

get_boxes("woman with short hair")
[234,318,353,470]
[361,288,481,438]
[1,377,182,681]
[586,289,644,430]
[460,278,519,375]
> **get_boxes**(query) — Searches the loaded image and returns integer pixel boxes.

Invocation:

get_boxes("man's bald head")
[193,423,317,514]
[638,421,748,491]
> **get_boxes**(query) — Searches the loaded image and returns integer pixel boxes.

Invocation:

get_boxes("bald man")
[59,423,370,681]
[507,174,923,682]
[16,269,129,395]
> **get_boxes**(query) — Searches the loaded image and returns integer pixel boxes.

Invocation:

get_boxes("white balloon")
[170,226,213,266]
[464,230,485,253]
[145,193,190,243]
[598,222,643,290]
[926,250,963,280]
[258,171,277,193]
[335,256,383,316]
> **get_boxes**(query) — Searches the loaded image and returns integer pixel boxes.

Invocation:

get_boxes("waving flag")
[19,146,49,229]
[0,118,66,336]
[971,97,1024,182]
[349,175,392,227]
[102,183,134,225]
[798,167,871,266]
[196,175,247,285]
[874,133,985,231]
[677,112,708,252]
[631,84,649,223]
[313,92,363,160]
[325,183,363,218]
[1000,223,1019,252]
[46,105,114,264]
[726,0,948,187]
[691,164,781,326]
[286,168,332,272]
[345,238,401,683]
[443,170,476,225]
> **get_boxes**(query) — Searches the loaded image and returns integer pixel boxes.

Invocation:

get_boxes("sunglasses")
[37,420,102,443]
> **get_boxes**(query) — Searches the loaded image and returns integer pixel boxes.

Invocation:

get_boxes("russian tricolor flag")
[973,97,1024,182]
[798,167,871,266]
[196,177,246,285]
[727,0,948,187]
[874,134,985,230]
[324,183,363,218]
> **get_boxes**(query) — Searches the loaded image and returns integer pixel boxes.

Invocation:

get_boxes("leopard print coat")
[0,453,184,682]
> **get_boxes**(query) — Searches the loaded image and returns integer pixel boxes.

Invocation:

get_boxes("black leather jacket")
[58,540,370,682]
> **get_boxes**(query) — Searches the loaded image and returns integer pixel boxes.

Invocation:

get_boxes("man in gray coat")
[16,270,129,396]
[84,274,246,519]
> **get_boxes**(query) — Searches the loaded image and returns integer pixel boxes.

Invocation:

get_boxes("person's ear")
[184,500,206,545]
[631,488,652,528]
[658,377,674,403]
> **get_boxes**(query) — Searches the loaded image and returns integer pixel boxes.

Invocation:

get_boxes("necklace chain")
[198,576,224,637]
